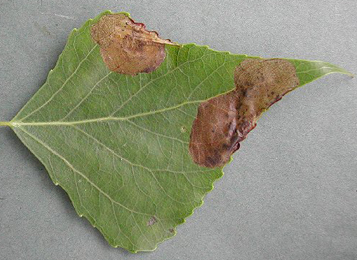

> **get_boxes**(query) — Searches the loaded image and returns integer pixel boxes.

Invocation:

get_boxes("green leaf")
[1,11,352,252]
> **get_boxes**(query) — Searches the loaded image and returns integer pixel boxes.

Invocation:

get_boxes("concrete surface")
[0,0,356,259]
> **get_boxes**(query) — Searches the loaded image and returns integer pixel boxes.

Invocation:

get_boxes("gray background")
[0,0,356,259]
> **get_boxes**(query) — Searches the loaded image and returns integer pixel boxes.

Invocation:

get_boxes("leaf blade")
[9,11,352,252]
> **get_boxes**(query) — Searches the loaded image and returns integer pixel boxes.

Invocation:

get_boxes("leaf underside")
[8,11,352,252]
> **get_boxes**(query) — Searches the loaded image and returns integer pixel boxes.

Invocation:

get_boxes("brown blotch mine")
[189,59,300,168]
[91,13,176,76]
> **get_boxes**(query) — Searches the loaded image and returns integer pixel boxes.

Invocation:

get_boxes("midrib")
[8,99,204,127]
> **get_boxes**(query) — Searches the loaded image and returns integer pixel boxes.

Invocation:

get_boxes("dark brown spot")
[189,59,299,168]
[147,216,157,226]
[91,13,178,76]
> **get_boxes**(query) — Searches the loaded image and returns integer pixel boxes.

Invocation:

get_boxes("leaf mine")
[91,13,176,75]
[189,59,300,168]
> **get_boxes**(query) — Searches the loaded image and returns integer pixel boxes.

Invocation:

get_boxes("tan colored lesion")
[91,13,177,76]
[189,59,300,168]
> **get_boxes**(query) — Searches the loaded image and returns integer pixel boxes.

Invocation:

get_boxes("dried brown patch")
[91,13,176,75]
[189,59,299,168]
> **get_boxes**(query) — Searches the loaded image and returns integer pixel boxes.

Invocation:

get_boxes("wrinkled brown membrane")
[189,59,300,168]
[91,14,176,75]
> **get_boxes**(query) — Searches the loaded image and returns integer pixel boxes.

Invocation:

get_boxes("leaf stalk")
[0,121,11,127]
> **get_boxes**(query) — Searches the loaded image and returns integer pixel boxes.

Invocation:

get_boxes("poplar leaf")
[0,11,352,252]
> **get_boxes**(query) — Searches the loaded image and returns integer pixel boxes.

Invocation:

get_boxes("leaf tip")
[347,72,355,78]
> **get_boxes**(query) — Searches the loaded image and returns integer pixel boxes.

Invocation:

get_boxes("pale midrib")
[9,99,204,127]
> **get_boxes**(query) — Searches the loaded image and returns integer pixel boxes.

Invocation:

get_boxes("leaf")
[0,11,352,252]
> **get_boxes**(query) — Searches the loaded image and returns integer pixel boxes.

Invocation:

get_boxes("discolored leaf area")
[91,13,176,75]
[0,11,352,253]
[189,59,300,168]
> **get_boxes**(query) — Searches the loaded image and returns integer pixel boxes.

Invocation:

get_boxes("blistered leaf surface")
[5,11,352,253]
[91,13,175,75]
[189,59,300,167]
